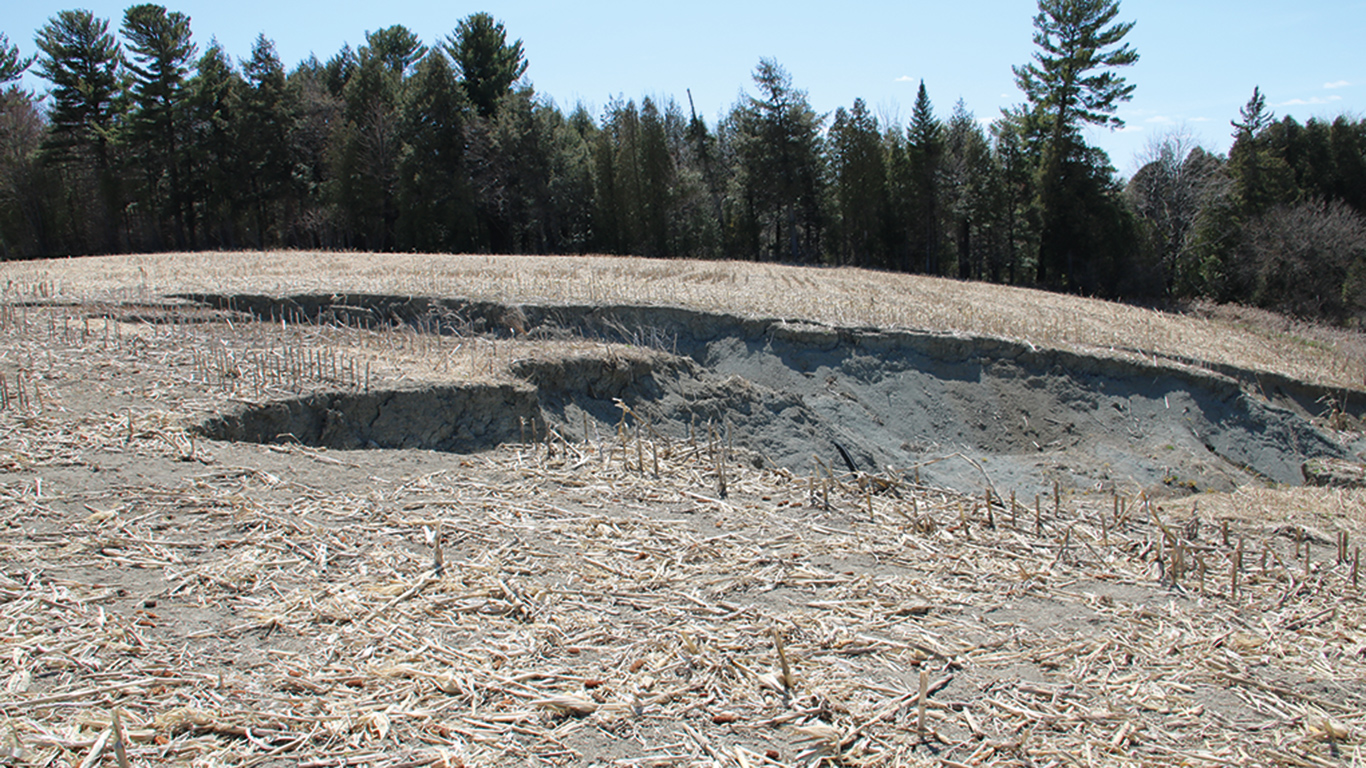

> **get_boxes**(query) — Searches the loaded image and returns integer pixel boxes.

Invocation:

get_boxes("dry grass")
[0,254,1364,765]
[3,250,1363,392]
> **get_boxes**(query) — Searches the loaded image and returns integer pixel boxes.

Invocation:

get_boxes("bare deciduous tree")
[1126,128,1229,296]
[1240,199,1366,323]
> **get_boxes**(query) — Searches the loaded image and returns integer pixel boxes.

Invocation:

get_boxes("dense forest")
[1,1,1365,324]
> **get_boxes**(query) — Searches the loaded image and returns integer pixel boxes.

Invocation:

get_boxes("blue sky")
[7,1,1364,175]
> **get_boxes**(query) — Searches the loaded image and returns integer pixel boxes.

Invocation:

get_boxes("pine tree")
[239,35,295,248]
[0,86,49,255]
[121,3,197,248]
[365,26,426,78]
[1012,0,1138,289]
[1013,0,1137,134]
[445,13,526,119]
[1231,86,1273,142]
[732,58,825,262]
[34,10,124,252]
[285,58,344,248]
[182,42,242,248]
[0,33,34,83]
[331,46,403,249]
[397,50,474,252]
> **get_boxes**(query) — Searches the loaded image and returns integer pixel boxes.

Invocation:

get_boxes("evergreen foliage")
[1014,0,1138,290]
[445,13,526,119]
[0,33,35,84]
[3,4,1365,326]
[121,3,196,248]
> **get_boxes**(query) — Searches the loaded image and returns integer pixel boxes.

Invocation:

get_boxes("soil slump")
[191,294,1365,496]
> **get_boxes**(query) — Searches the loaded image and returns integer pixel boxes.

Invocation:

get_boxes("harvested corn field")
[1,253,1365,767]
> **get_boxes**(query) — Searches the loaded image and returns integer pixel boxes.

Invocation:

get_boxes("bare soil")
[1,268,1364,767]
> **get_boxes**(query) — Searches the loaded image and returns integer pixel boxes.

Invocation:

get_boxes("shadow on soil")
[189,293,1366,497]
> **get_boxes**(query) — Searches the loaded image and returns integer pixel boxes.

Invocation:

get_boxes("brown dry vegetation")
[0,252,1364,767]
[3,251,1364,391]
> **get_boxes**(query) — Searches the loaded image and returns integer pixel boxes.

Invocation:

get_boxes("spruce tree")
[906,80,942,273]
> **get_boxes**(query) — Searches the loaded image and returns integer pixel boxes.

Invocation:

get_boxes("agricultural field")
[1,251,1364,767]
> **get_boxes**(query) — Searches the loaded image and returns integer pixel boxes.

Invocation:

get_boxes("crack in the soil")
[186,293,1366,497]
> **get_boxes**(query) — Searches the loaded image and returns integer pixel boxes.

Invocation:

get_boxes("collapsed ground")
[1,294,1365,767]
[194,294,1365,499]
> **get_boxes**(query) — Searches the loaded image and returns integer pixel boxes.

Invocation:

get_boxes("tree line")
[1,1,1364,324]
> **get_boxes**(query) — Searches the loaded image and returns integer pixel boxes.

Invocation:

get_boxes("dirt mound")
[190,295,1365,498]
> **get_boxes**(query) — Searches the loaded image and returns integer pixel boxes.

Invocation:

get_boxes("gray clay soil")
[200,296,1366,499]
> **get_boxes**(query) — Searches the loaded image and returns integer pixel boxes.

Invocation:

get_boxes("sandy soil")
[1,279,1364,766]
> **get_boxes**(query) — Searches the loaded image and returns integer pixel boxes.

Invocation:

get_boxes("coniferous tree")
[34,10,124,253]
[989,107,1042,284]
[1227,87,1291,219]
[590,99,624,254]
[1328,117,1366,214]
[732,58,825,262]
[365,25,426,78]
[1013,0,1138,289]
[331,45,403,249]
[602,98,642,253]
[287,57,343,247]
[445,13,526,119]
[829,98,887,268]
[905,81,943,273]
[121,3,197,248]
[0,34,44,254]
[942,99,993,280]
[636,97,673,258]
[0,33,34,83]
[323,45,357,99]
[396,50,474,252]
[0,86,49,256]
[184,41,243,247]
[660,98,720,260]
[240,35,295,247]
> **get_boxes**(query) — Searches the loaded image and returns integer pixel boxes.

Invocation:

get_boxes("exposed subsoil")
[194,294,1366,499]
[3,295,1365,766]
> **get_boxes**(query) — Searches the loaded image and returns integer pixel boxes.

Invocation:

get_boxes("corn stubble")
[0,256,1362,765]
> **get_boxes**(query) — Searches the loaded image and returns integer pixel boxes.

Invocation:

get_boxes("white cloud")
[1280,95,1344,106]
[1190,117,1212,123]
[895,75,916,83]
[1324,80,1351,89]
[1144,115,1174,124]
